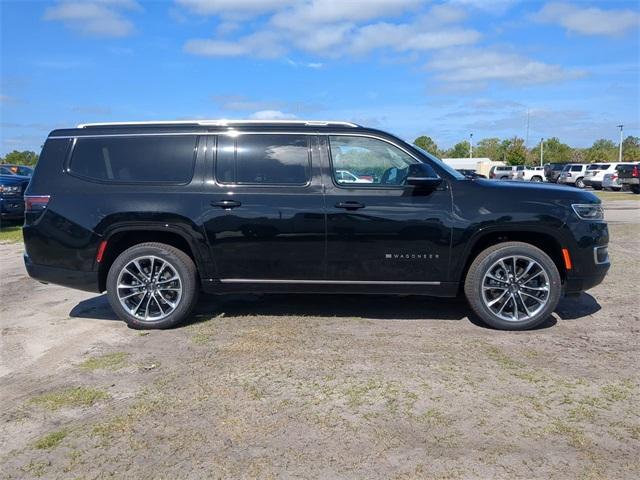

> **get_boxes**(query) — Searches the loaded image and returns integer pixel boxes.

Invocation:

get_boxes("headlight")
[572,204,604,220]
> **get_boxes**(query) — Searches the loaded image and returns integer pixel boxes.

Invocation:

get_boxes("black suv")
[23,120,610,330]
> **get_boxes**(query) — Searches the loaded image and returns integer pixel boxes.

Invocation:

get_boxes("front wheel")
[575,177,585,188]
[531,176,543,182]
[106,242,199,329]
[464,242,561,330]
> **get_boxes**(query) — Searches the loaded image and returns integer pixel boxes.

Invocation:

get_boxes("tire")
[531,176,542,182]
[464,242,561,331]
[632,185,640,194]
[106,242,199,329]
[593,185,602,190]
[575,177,585,188]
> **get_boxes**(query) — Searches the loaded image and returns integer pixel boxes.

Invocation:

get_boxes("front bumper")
[24,253,101,293]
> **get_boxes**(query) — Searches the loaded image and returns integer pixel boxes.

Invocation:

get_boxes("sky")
[1,0,639,156]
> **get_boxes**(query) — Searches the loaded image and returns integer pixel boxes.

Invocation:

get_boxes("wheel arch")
[457,229,567,290]
[97,224,210,292]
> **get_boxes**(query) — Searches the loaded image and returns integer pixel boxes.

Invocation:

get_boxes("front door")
[202,133,325,281]
[321,135,452,282]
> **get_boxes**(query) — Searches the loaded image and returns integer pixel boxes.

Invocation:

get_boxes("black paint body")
[23,123,609,298]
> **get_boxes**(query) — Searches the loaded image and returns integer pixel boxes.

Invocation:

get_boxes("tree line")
[2,136,640,168]
[0,150,39,166]
[414,135,640,165]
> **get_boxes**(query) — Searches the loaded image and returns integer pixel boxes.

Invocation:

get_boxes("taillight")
[633,166,639,178]
[25,195,50,213]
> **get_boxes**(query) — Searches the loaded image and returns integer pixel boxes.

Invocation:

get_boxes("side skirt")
[201,279,460,297]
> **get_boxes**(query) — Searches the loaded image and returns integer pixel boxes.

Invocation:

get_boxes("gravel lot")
[1,200,639,479]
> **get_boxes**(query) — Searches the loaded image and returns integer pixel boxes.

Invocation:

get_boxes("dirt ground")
[1,200,639,479]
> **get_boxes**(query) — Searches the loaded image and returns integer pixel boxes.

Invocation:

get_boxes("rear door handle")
[335,201,365,210]
[211,199,241,209]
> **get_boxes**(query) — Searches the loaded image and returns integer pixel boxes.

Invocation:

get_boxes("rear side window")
[70,136,197,183]
[216,134,310,185]
[571,165,582,172]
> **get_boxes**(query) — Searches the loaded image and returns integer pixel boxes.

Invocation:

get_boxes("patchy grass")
[0,223,23,243]
[595,190,640,201]
[30,387,109,411]
[79,352,128,371]
[34,430,68,450]
[601,380,635,403]
[485,346,525,370]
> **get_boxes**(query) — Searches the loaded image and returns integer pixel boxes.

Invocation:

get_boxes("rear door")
[201,133,326,281]
[320,134,451,283]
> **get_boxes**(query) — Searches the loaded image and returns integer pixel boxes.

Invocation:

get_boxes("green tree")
[501,137,527,165]
[474,137,502,162]
[622,135,640,161]
[413,136,440,156]
[445,140,470,158]
[530,137,572,165]
[0,150,39,166]
[586,139,617,163]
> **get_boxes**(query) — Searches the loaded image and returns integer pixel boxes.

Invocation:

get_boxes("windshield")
[413,146,466,180]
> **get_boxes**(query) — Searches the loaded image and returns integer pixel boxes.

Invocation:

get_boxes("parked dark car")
[617,163,640,194]
[544,163,569,183]
[0,174,30,220]
[0,164,34,177]
[23,120,610,331]
[456,169,487,179]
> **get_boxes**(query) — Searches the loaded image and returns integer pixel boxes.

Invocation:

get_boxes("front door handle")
[335,201,365,210]
[211,199,242,209]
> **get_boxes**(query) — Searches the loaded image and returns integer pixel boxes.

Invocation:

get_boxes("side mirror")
[406,163,442,190]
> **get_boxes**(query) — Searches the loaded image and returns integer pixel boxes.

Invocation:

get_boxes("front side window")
[329,135,417,186]
[571,165,582,172]
[216,134,310,185]
[70,135,196,183]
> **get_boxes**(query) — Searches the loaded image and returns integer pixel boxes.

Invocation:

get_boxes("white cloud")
[426,49,586,88]
[270,0,422,27]
[176,0,295,16]
[184,31,286,58]
[249,110,297,120]
[43,0,141,37]
[535,2,640,37]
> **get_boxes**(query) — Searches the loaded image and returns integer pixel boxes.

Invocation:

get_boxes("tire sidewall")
[106,244,198,329]
[466,244,562,330]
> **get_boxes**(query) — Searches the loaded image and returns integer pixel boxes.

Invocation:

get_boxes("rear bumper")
[620,178,639,185]
[24,253,101,293]
[0,197,25,219]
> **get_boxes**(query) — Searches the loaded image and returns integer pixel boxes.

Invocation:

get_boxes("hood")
[473,178,600,204]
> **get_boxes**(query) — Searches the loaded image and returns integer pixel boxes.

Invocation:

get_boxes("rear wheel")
[464,242,561,330]
[531,176,542,182]
[106,242,199,329]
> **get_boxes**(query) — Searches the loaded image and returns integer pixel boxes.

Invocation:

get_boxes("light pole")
[540,137,544,166]
[469,133,473,159]
[617,124,624,162]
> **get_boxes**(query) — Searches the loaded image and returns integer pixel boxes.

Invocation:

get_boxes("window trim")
[327,134,421,190]
[65,135,199,185]
[213,133,312,188]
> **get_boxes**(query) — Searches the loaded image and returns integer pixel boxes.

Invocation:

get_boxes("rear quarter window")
[69,135,197,183]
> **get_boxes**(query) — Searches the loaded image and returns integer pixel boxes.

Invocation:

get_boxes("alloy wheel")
[481,255,550,322]
[116,255,183,321]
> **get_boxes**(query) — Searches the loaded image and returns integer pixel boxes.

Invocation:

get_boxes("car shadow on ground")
[67,292,600,330]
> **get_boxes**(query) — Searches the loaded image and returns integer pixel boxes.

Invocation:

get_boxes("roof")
[77,119,359,128]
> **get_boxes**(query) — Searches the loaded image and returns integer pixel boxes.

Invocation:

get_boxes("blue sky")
[1,0,638,155]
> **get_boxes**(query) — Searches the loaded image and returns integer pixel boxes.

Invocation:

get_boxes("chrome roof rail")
[77,119,360,128]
